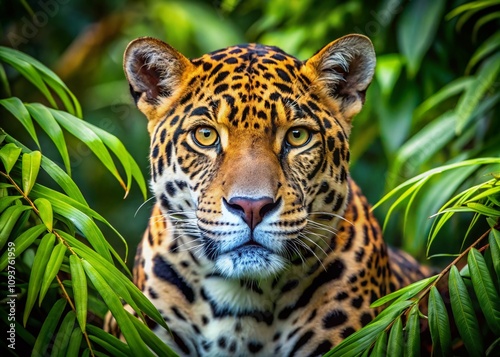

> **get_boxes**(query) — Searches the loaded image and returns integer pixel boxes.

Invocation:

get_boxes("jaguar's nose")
[224,196,279,230]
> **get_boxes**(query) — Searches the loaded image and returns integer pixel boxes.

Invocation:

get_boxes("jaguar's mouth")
[214,245,286,279]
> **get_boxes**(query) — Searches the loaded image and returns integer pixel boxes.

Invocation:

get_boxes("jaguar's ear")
[124,37,192,118]
[306,34,375,120]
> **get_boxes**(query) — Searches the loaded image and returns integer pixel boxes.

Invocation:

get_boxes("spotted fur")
[105,35,432,356]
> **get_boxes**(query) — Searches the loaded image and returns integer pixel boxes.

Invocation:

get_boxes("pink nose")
[225,197,278,229]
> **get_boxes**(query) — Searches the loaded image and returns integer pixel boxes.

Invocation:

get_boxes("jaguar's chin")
[214,246,286,279]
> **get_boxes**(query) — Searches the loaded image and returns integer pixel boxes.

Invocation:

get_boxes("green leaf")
[0,204,32,250]
[86,325,130,355]
[82,121,147,199]
[0,224,46,271]
[70,255,88,332]
[88,335,129,357]
[39,242,67,304]
[0,97,39,148]
[466,202,500,216]
[0,195,21,214]
[22,151,42,196]
[0,51,58,108]
[66,327,83,357]
[44,196,112,263]
[65,239,166,331]
[473,12,500,41]
[468,248,500,335]
[40,155,86,204]
[397,0,446,77]
[34,197,53,231]
[0,63,10,97]
[51,311,76,357]
[413,77,473,121]
[428,286,452,357]
[0,142,22,174]
[81,259,155,357]
[405,305,420,357]
[371,275,437,308]
[389,111,456,184]
[31,299,67,357]
[456,52,500,134]
[50,109,126,191]
[490,229,500,284]
[324,301,413,357]
[31,183,129,264]
[371,330,388,357]
[26,103,71,175]
[0,46,81,116]
[387,317,403,357]
[24,233,56,326]
[126,311,179,357]
[449,265,484,357]
[467,31,500,73]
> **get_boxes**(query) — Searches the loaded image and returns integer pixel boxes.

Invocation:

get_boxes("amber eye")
[193,126,219,147]
[286,127,311,147]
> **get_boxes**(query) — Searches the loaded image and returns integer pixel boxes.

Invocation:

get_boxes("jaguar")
[106,34,431,356]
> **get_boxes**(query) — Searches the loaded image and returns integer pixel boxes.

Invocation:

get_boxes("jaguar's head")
[124,35,375,279]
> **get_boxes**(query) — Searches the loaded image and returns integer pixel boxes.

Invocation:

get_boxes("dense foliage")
[1,0,499,356]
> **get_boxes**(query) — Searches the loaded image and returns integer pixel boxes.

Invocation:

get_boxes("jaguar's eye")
[286,127,311,147]
[193,126,219,147]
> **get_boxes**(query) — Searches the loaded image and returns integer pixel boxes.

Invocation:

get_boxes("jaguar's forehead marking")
[188,44,320,131]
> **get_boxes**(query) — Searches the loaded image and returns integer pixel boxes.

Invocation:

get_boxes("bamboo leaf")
[0,142,22,174]
[66,326,83,357]
[0,224,46,271]
[467,31,500,73]
[42,196,112,262]
[31,183,129,263]
[81,259,155,357]
[70,255,88,332]
[34,197,53,231]
[50,311,76,357]
[0,46,82,116]
[26,103,71,175]
[413,77,473,121]
[39,242,67,304]
[428,286,452,357]
[126,311,180,357]
[0,204,32,250]
[31,299,67,357]
[0,97,39,148]
[0,51,58,108]
[3,134,87,204]
[449,265,484,357]
[387,317,403,357]
[24,233,56,326]
[468,248,500,334]
[62,234,166,331]
[371,330,388,357]
[490,229,500,284]
[466,202,500,216]
[0,62,10,96]
[49,109,126,191]
[405,305,420,357]
[82,121,147,199]
[371,275,437,308]
[88,336,129,357]
[324,301,413,357]
[397,0,446,77]
[21,151,41,196]
[0,196,21,214]
[456,52,500,134]
[86,325,130,355]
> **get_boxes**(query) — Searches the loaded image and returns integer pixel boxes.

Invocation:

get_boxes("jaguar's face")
[124,36,375,279]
